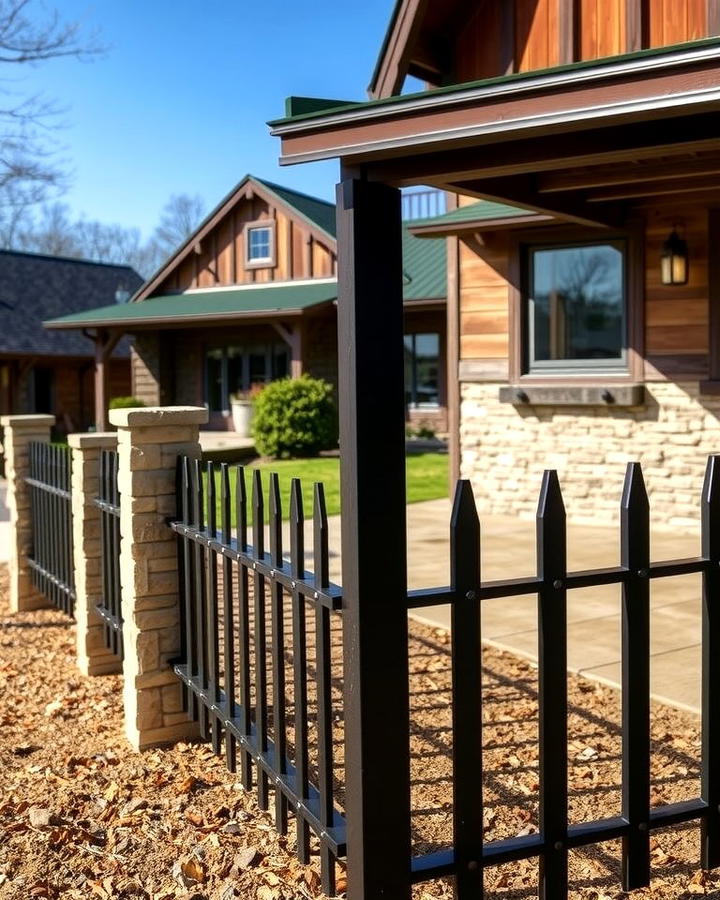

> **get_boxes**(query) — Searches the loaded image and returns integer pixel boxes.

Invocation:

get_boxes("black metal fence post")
[336,175,412,900]
[702,455,720,869]
[621,463,651,889]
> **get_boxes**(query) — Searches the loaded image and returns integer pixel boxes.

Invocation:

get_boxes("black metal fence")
[26,442,74,616]
[406,457,720,898]
[169,452,720,898]
[94,449,122,658]
[171,457,344,895]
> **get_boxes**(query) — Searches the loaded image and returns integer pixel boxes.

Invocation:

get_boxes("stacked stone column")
[109,406,207,750]
[69,433,122,676]
[0,414,55,612]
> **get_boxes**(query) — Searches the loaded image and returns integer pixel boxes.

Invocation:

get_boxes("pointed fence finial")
[313,483,329,589]
[290,478,305,579]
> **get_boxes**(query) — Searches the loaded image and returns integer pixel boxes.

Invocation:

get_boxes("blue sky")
[20,0,397,237]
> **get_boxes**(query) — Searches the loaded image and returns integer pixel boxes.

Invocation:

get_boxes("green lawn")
[206,453,448,523]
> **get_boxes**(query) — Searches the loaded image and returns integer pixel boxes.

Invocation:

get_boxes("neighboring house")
[46,175,448,433]
[271,0,720,528]
[0,250,142,434]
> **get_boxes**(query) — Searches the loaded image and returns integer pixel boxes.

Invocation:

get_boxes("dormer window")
[245,221,275,269]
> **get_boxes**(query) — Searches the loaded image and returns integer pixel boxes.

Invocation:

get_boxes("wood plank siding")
[452,0,713,83]
[154,193,336,295]
[457,203,711,381]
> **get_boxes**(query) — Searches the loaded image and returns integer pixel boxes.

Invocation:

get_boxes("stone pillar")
[68,432,122,676]
[0,414,55,612]
[109,406,207,750]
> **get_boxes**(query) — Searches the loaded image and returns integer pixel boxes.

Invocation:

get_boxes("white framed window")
[245,221,275,268]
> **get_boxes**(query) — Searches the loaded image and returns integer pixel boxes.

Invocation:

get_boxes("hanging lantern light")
[660,227,689,286]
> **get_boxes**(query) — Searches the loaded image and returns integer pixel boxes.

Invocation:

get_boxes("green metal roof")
[402,232,446,300]
[45,281,339,330]
[256,177,337,238]
[411,200,534,228]
[273,35,720,127]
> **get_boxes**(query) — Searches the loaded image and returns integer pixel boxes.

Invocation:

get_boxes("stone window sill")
[498,384,645,407]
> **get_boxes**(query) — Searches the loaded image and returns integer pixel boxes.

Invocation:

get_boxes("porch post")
[94,329,122,431]
[336,177,411,899]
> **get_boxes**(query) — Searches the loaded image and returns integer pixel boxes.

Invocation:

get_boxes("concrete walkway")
[308,499,703,714]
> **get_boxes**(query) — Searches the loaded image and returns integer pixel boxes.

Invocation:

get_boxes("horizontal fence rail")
[94,449,122,658]
[407,456,720,899]
[171,457,345,895]
[26,442,74,616]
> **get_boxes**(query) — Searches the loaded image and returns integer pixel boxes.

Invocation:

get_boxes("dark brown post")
[94,329,122,431]
[708,210,720,383]
[336,175,411,900]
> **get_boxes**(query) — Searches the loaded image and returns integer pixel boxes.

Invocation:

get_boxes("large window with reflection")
[205,343,289,412]
[526,242,626,373]
[404,332,440,407]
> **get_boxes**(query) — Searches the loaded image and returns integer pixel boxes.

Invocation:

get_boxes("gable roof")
[46,228,447,332]
[0,250,142,357]
[134,173,337,302]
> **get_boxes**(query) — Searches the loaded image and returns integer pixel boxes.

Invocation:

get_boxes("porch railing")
[25,442,74,616]
[170,458,344,895]
[94,449,123,658]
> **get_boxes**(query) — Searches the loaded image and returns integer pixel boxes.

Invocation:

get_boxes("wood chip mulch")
[0,565,719,899]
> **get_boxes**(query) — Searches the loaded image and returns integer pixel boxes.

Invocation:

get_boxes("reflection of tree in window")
[404,333,440,406]
[531,245,624,365]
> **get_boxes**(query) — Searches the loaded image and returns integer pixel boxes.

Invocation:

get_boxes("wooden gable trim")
[369,0,429,99]
[134,177,337,302]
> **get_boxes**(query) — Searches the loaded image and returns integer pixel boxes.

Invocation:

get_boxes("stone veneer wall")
[460,381,720,530]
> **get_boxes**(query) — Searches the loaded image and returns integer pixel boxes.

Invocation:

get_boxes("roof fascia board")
[273,74,720,166]
[272,39,720,135]
[369,0,429,99]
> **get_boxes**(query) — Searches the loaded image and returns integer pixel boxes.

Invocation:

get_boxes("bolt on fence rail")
[94,449,122,658]
[170,457,345,895]
[26,441,74,616]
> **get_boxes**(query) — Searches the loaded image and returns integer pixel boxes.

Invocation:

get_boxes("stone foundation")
[459,381,720,530]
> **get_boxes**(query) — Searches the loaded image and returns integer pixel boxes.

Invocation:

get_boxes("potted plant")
[229,384,262,437]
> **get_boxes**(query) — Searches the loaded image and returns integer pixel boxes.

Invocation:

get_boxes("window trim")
[508,223,644,386]
[523,238,628,375]
[244,219,276,270]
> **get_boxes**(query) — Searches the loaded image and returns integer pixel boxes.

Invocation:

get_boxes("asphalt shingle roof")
[0,250,143,356]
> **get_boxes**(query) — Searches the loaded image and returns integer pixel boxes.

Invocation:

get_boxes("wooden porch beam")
[538,155,720,193]
[270,321,304,378]
[368,114,720,187]
[586,175,720,203]
[452,175,622,229]
[708,209,720,383]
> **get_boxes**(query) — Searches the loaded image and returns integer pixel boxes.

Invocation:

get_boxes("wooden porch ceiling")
[369,114,720,228]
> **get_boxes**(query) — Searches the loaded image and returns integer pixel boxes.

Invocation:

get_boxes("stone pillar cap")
[108,406,208,428]
[68,432,118,450]
[0,414,55,428]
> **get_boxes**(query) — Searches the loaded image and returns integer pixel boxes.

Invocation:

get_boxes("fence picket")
[290,478,311,864]
[450,480,483,897]
[252,469,270,810]
[269,473,289,834]
[621,463,651,889]
[314,482,336,896]
[192,458,210,740]
[220,463,237,773]
[702,455,720,869]
[537,470,568,899]
[236,466,253,790]
[206,462,222,753]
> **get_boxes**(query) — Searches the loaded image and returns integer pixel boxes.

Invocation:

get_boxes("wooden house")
[47,175,448,433]
[0,250,140,434]
[271,0,720,529]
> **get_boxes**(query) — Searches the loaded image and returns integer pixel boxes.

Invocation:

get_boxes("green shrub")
[252,376,337,459]
[108,396,146,410]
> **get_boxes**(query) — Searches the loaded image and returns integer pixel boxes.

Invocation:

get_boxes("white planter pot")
[230,400,254,437]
